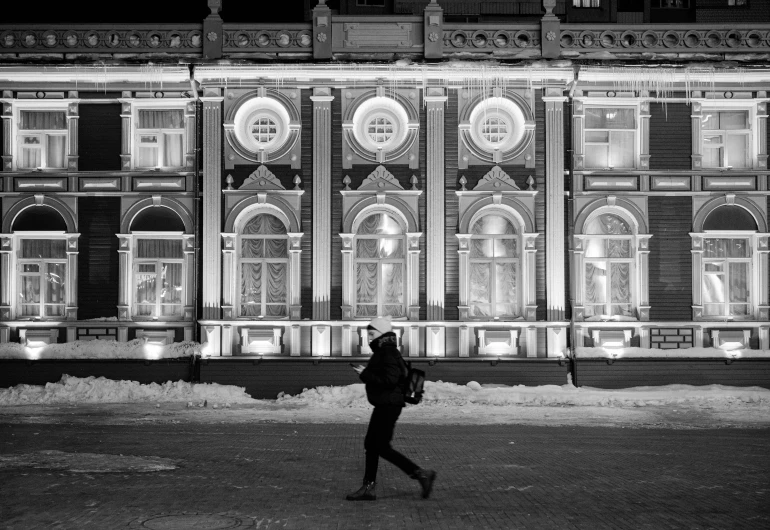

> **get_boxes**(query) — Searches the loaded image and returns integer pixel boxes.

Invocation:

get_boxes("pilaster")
[543,90,566,322]
[691,101,703,170]
[221,233,235,319]
[311,88,334,320]
[65,235,78,320]
[117,235,132,321]
[119,97,132,171]
[288,232,304,320]
[2,98,12,171]
[0,236,12,319]
[425,89,447,321]
[201,91,224,320]
[66,101,78,171]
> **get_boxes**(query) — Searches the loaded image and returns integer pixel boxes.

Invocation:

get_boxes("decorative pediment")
[239,166,286,191]
[357,165,405,191]
[472,166,521,191]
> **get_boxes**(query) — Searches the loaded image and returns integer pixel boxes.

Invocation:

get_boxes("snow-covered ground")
[0,375,768,429]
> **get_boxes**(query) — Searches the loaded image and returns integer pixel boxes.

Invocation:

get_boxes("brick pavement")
[0,419,768,529]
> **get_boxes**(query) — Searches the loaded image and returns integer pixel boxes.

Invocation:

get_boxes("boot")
[345,481,376,501]
[411,468,436,499]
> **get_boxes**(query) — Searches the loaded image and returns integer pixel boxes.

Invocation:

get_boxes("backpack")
[399,357,425,405]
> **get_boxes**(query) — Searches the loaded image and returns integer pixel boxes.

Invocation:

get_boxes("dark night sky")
[2,0,307,24]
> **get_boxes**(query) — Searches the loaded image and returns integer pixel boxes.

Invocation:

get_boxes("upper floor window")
[584,107,636,169]
[18,111,67,170]
[702,110,750,169]
[469,214,520,319]
[135,109,185,169]
[583,214,634,318]
[239,213,289,318]
[573,0,602,6]
[656,0,690,7]
[355,212,405,319]
[728,0,748,6]
[357,0,385,6]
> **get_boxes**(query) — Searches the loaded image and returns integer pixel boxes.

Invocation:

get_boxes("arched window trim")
[573,201,652,322]
[690,196,770,322]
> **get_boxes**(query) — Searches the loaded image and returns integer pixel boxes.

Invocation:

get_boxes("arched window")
[701,205,757,318]
[583,213,634,318]
[130,208,187,319]
[469,214,519,318]
[12,206,71,319]
[238,213,289,318]
[354,212,405,318]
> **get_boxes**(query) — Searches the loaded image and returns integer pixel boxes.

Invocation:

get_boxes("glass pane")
[378,238,403,259]
[720,111,747,130]
[726,134,748,168]
[703,304,722,317]
[585,262,607,304]
[160,304,181,318]
[702,146,721,168]
[139,135,158,144]
[585,108,635,129]
[610,263,630,305]
[704,239,749,259]
[241,239,264,259]
[585,131,609,143]
[585,145,608,168]
[470,238,493,258]
[702,272,724,305]
[46,135,66,168]
[265,304,287,318]
[242,214,285,236]
[728,263,749,304]
[584,239,607,259]
[161,263,183,305]
[138,110,184,129]
[495,262,517,306]
[356,263,377,304]
[20,240,66,259]
[265,263,287,304]
[702,113,718,130]
[356,239,378,259]
[471,215,515,235]
[136,240,183,259]
[495,238,517,258]
[22,136,41,145]
[609,131,635,168]
[135,267,157,304]
[45,263,66,304]
[22,264,39,273]
[240,263,262,312]
[470,263,490,304]
[703,134,723,146]
[471,304,492,318]
[20,147,41,169]
[136,146,158,167]
[585,214,632,236]
[495,304,518,318]
[382,263,403,304]
[356,304,378,318]
[383,304,404,318]
[607,239,630,258]
[730,304,749,317]
[163,133,184,167]
[264,239,287,259]
[20,275,40,304]
[20,111,66,130]
[356,213,402,235]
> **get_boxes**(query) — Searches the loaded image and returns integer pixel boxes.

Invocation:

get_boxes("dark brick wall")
[78,104,122,171]
[444,90,460,321]
[330,90,343,320]
[534,92,546,322]
[300,92,313,320]
[648,197,692,321]
[77,197,120,319]
[649,103,692,171]
[696,2,769,23]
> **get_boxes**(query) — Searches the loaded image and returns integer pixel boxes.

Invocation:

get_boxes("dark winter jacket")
[359,331,406,407]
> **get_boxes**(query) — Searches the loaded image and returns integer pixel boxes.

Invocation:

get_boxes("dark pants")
[363,405,419,483]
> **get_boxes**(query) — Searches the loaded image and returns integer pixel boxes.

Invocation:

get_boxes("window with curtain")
[135,109,185,169]
[702,238,751,317]
[469,214,519,319]
[18,239,67,318]
[18,111,67,169]
[584,107,636,169]
[583,214,634,318]
[355,213,405,318]
[574,0,602,6]
[133,239,184,318]
[702,110,750,169]
[239,214,288,318]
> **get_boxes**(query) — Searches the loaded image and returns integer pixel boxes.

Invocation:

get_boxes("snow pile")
[575,346,769,359]
[0,339,202,360]
[277,380,770,409]
[0,375,255,406]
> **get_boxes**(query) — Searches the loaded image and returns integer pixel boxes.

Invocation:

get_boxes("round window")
[468,97,527,154]
[250,116,278,145]
[481,117,509,145]
[366,116,395,145]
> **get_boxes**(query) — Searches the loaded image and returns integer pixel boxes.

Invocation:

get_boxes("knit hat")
[367,316,392,339]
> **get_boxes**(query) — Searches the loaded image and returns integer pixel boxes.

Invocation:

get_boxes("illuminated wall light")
[142,342,165,360]
[313,325,331,357]
[24,346,45,360]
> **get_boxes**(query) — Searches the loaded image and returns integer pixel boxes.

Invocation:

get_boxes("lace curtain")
[134,240,184,318]
[19,240,67,318]
[239,214,288,318]
[703,238,750,316]
[138,110,184,129]
[20,111,66,130]
[584,214,632,317]
[355,213,405,318]
[469,215,518,318]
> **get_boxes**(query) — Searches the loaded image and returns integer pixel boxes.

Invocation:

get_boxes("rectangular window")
[134,239,184,318]
[18,111,67,169]
[728,1,748,6]
[584,107,636,169]
[18,239,67,318]
[702,238,751,317]
[584,238,633,318]
[357,0,385,6]
[573,0,602,6]
[135,109,185,169]
[702,111,750,169]
[656,0,690,7]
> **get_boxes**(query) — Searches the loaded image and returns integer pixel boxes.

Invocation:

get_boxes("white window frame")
[582,103,640,170]
[697,102,759,170]
[236,214,291,319]
[14,232,69,320]
[581,220,635,319]
[132,103,188,170]
[132,236,186,320]
[352,211,408,319]
[14,105,69,171]
[467,212,522,320]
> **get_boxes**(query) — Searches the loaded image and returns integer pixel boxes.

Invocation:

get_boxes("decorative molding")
[239,165,286,190]
[472,166,521,191]
[358,165,405,191]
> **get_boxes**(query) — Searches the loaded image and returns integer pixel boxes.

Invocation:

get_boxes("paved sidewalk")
[0,418,768,529]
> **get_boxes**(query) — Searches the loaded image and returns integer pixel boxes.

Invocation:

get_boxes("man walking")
[346,316,436,501]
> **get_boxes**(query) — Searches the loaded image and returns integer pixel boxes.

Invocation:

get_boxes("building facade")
[0,1,768,391]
